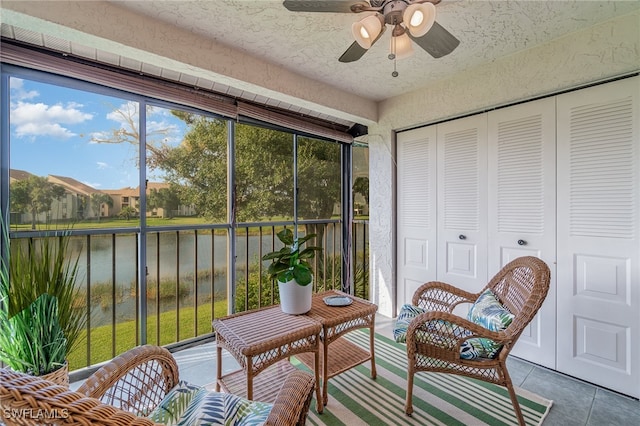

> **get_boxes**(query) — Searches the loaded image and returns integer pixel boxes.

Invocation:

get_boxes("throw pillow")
[394,304,472,349]
[147,381,273,426]
[147,381,205,425]
[176,391,272,426]
[461,289,514,359]
[393,304,427,343]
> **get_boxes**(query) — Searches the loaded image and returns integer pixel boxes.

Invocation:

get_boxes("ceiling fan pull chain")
[390,34,399,77]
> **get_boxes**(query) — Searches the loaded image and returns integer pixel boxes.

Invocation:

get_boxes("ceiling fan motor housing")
[383,1,409,25]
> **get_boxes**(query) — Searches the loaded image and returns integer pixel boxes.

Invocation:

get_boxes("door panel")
[487,97,557,367]
[557,76,639,397]
[397,126,437,308]
[437,115,488,292]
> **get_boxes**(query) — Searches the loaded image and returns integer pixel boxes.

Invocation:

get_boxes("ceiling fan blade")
[338,27,387,62]
[339,26,386,63]
[409,21,460,58]
[339,42,368,63]
[283,1,368,13]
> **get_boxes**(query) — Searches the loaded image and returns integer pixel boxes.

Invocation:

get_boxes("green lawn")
[68,299,229,370]
[9,215,352,232]
[11,216,219,231]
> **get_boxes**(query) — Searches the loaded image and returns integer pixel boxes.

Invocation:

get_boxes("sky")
[9,77,187,190]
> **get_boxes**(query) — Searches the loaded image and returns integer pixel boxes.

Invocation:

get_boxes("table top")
[213,305,321,356]
[307,290,378,328]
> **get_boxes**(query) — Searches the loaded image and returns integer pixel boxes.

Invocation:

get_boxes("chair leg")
[405,370,414,416]
[505,380,526,426]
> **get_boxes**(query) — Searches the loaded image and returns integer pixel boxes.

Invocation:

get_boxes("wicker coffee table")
[296,290,378,406]
[212,306,323,412]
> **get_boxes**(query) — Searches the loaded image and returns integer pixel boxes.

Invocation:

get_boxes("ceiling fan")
[283,0,459,69]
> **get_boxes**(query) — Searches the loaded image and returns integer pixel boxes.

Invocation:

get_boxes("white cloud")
[10,78,39,101]
[97,162,109,169]
[106,101,138,128]
[11,101,93,139]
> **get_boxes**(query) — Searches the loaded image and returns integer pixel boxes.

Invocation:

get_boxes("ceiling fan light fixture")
[390,32,414,60]
[352,14,382,49]
[404,2,436,38]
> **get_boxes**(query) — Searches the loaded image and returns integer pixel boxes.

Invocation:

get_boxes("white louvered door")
[487,98,557,367]
[556,76,640,397]
[397,126,438,307]
[436,115,488,293]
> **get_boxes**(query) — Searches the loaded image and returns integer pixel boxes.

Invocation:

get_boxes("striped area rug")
[295,331,552,426]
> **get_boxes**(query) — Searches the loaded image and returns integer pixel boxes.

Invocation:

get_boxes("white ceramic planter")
[278,278,312,314]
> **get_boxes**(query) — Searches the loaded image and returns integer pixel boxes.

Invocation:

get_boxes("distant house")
[9,169,194,223]
[9,169,109,223]
[48,174,108,219]
[104,182,194,219]
[102,186,139,218]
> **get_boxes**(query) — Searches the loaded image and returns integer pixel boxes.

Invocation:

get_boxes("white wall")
[366,11,640,317]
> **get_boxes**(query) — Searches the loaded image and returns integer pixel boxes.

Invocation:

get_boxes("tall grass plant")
[0,221,86,376]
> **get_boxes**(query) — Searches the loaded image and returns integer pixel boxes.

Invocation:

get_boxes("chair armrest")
[0,368,161,425]
[265,370,315,426]
[412,281,478,312]
[406,311,509,361]
[76,345,179,416]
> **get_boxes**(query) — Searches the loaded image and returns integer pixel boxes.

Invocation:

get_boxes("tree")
[160,117,299,222]
[118,206,137,220]
[297,137,341,220]
[90,102,175,170]
[353,176,369,204]
[90,193,114,220]
[10,176,67,229]
[148,187,181,218]
[92,106,343,225]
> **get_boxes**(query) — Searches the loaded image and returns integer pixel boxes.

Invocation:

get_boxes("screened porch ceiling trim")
[0,41,354,144]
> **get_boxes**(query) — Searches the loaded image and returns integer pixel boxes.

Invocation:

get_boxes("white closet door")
[487,97,557,368]
[397,126,438,307]
[557,76,640,397]
[436,115,488,293]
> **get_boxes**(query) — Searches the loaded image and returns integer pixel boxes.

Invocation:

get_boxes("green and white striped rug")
[295,331,552,426]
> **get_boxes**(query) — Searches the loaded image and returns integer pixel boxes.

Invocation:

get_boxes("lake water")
[11,222,368,326]
[60,226,351,325]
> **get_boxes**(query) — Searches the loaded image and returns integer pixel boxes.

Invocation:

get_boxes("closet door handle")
[517,239,527,246]
[459,234,466,240]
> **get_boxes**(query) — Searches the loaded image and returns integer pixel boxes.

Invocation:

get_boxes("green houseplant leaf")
[262,228,322,287]
[0,217,85,377]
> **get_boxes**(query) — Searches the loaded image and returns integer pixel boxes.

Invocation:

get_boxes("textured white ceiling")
[1,0,639,126]
[108,0,640,101]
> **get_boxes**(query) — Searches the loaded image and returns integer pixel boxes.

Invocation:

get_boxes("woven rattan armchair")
[0,345,315,426]
[404,256,551,426]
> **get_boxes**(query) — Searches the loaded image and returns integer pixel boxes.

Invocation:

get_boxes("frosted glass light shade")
[352,14,382,49]
[390,33,414,59]
[403,3,436,37]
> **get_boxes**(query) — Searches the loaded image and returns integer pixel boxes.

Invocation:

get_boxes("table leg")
[215,345,222,392]
[247,356,253,401]
[322,338,330,406]
[370,321,377,379]
[315,348,323,414]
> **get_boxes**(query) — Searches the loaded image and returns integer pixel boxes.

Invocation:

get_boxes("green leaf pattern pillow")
[462,289,514,359]
[147,381,273,425]
[394,289,514,360]
[147,381,205,425]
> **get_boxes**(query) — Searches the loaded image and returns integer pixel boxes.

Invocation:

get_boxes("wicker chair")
[404,256,551,426]
[0,345,315,426]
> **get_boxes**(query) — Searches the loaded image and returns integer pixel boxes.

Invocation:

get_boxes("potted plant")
[262,228,322,314]
[0,225,85,386]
